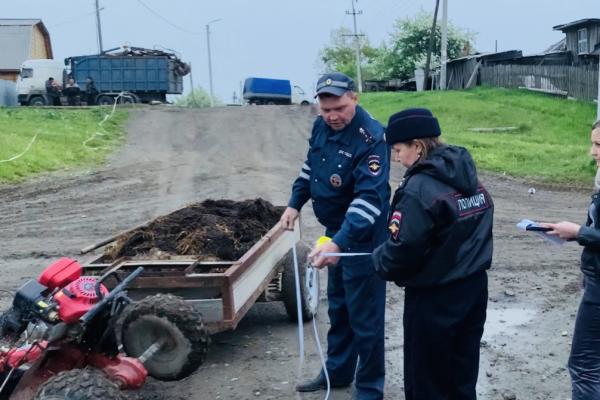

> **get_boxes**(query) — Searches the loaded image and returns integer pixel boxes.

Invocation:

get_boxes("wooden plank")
[465,60,482,89]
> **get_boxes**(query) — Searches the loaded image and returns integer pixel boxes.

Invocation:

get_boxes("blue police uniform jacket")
[288,105,390,251]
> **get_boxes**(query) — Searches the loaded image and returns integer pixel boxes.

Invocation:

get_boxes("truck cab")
[292,85,312,105]
[16,59,65,106]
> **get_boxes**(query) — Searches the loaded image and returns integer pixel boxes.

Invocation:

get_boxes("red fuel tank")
[39,258,82,290]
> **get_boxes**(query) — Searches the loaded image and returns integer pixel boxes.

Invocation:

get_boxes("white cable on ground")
[0,130,40,163]
[312,312,331,400]
[82,92,125,148]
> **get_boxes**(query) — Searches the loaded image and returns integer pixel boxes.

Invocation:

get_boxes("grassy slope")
[361,87,597,184]
[0,108,127,182]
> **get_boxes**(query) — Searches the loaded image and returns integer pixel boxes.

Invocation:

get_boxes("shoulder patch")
[367,154,382,176]
[389,211,402,240]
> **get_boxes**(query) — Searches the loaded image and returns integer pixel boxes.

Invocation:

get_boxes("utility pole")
[597,61,600,120]
[345,0,364,92]
[423,0,441,90]
[440,0,448,90]
[206,19,221,107]
[189,62,199,107]
[94,0,103,53]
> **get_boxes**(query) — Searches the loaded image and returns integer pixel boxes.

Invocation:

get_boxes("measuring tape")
[292,239,330,400]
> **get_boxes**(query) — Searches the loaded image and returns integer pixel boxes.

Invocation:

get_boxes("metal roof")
[553,18,600,31]
[0,19,51,70]
[0,18,42,26]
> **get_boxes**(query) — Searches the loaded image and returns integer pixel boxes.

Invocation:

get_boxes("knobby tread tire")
[281,242,314,322]
[35,367,125,400]
[121,293,209,380]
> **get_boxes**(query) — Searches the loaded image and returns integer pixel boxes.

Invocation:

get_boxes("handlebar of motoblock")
[80,267,145,325]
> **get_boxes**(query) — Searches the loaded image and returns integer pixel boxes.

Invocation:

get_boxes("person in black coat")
[542,120,600,400]
[372,108,494,400]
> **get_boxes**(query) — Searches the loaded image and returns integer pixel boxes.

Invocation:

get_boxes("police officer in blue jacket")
[280,72,390,400]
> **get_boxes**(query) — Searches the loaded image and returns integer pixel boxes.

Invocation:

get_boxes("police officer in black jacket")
[281,72,390,400]
[372,108,493,400]
[542,120,600,400]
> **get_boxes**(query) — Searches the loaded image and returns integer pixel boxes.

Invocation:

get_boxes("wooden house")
[553,18,600,65]
[0,19,53,82]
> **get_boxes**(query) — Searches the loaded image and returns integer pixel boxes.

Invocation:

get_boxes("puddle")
[483,307,536,339]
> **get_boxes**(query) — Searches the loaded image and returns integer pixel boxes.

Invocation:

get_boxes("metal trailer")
[81,218,313,335]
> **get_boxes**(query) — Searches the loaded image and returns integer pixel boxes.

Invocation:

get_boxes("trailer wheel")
[35,368,125,400]
[29,96,46,107]
[266,100,276,105]
[300,101,310,105]
[121,293,209,381]
[97,95,114,106]
[281,242,315,322]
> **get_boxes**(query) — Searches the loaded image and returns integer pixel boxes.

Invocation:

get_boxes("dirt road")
[0,105,590,399]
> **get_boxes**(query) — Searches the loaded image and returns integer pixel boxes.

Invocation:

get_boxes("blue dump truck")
[17,47,190,106]
[243,77,312,105]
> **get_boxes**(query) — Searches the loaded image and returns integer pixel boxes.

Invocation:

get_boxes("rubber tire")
[35,368,125,400]
[281,242,315,322]
[29,96,46,106]
[121,293,209,381]
[97,95,114,106]
[119,95,136,104]
[300,101,310,105]
[266,100,276,105]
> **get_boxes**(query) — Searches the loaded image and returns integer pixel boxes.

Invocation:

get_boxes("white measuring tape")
[292,239,330,400]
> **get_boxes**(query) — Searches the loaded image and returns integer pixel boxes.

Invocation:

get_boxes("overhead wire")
[135,0,203,35]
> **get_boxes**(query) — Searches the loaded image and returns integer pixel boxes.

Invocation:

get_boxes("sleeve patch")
[389,211,402,240]
[367,155,382,176]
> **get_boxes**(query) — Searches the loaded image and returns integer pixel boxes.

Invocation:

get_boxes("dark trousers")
[324,253,386,400]
[569,275,600,400]
[403,270,488,400]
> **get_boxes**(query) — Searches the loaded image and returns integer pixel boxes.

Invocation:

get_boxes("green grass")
[0,107,127,182]
[361,87,598,184]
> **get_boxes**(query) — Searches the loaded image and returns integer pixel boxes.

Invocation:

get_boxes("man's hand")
[542,221,581,240]
[280,207,299,230]
[309,240,341,269]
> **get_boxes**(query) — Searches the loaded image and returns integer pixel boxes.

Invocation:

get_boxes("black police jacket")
[372,145,494,287]
[577,191,600,279]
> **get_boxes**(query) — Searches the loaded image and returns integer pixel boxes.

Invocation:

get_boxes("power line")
[47,9,100,29]
[135,0,202,35]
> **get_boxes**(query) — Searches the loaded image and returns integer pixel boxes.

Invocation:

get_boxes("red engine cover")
[39,258,82,290]
[54,277,109,324]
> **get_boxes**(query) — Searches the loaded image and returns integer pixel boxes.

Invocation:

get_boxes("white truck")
[16,59,65,106]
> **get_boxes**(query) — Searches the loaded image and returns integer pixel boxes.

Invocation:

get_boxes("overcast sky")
[3,0,598,103]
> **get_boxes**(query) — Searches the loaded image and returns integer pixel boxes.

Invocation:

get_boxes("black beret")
[385,108,441,144]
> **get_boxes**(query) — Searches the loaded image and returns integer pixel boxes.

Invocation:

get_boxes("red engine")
[54,276,109,324]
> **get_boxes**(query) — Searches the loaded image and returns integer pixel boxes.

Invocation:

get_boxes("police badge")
[330,173,342,188]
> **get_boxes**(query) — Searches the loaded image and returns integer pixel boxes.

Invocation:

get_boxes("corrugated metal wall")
[0,80,17,106]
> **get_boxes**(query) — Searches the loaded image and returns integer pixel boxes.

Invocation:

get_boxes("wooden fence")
[479,64,598,102]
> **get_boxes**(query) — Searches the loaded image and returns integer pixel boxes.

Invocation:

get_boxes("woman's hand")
[542,221,581,240]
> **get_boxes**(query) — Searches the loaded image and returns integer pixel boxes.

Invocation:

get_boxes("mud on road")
[0,105,591,399]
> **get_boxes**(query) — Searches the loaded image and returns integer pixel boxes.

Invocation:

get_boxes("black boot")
[295,374,350,392]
